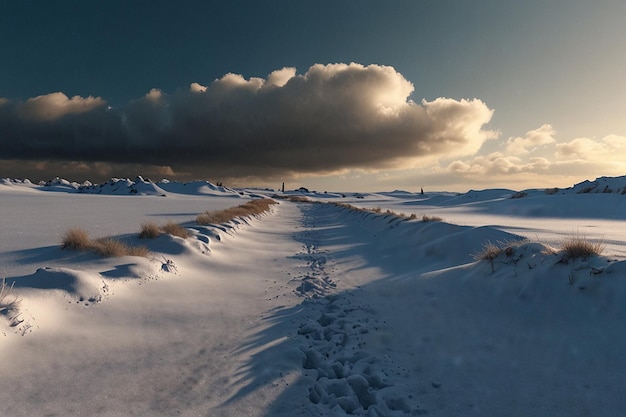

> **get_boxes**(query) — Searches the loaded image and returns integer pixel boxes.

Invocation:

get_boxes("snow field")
[2,177,626,416]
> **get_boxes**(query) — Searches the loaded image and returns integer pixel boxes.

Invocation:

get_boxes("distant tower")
[282,182,285,193]
[421,187,424,195]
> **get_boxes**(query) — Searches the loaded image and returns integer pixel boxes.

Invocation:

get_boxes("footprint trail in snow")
[289,202,422,416]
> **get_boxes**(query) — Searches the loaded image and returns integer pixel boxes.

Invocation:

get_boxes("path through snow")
[285,202,422,415]
[1,200,422,416]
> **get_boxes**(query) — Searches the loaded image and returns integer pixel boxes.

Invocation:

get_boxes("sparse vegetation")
[61,227,148,257]
[160,221,191,239]
[544,187,560,195]
[139,221,161,239]
[196,211,217,225]
[274,195,310,203]
[474,233,605,271]
[328,202,358,211]
[139,220,191,239]
[422,215,443,222]
[327,202,433,222]
[474,239,525,272]
[0,278,21,325]
[61,227,91,250]
[197,198,277,225]
[92,237,147,257]
[560,233,605,261]
[475,241,503,262]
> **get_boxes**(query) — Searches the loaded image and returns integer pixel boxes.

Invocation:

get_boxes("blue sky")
[1,0,625,191]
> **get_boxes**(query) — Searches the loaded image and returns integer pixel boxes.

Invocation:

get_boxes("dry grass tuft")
[62,228,149,257]
[139,220,190,239]
[93,238,133,257]
[560,234,605,260]
[139,221,161,239]
[328,203,428,222]
[0,278,21,321]
[197,198,277,225]
[197,210,235,225]
[284,195,310,203]
[92,238,149,258]
[160,221,191,239]
[196,211,215,225]
[329,202,358,211]
[475,241,504,262]
[61,227,91,250]
[474,239,526,272]
[422,215,443,222]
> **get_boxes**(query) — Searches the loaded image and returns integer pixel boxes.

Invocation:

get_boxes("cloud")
[338,123,626,192]
[448,133,625,180]
[505,124,556,155]
[15,92,106,121]
[264,67,296,88]
[0,63,496,181]
[189,82,207,93]
[447,152,551,176]
[555,135,626,159]
[440,128,626,191]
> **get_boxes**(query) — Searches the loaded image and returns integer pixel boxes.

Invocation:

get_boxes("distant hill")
[566,175,626,194]
[1,176,243,197]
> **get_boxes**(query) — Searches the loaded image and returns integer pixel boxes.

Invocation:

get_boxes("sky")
[1,0,625,192]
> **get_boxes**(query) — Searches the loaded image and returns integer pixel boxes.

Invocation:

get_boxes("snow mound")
[38,177,84,192]
[76,176,168,196]
[1,178,33,186]
[329,203,523,270]
[462,239,626,306]
[439,188,516,205]
[156,179,242,196]
[11,267,109,304]
[568,175,626,194]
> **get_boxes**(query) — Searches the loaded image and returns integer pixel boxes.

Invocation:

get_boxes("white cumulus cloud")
[16,92,106,121]
[555,135,626,160]
[447,152,551,176]
[506,124,556,155]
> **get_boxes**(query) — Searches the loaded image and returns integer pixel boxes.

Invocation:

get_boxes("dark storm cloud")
[0,63,495,180]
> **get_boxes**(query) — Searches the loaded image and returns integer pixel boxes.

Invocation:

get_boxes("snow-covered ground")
[1,176,626,416]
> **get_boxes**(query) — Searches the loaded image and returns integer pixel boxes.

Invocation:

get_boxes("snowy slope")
[567,175,626,194]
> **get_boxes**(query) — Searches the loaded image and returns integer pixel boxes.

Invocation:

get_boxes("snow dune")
[1,177,626,416]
